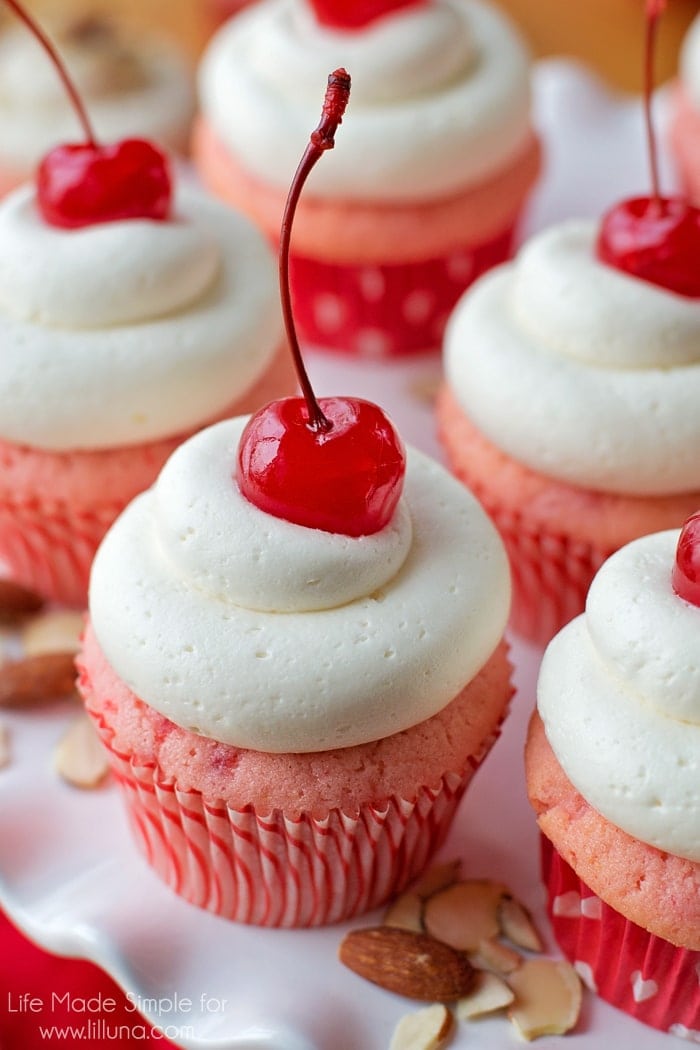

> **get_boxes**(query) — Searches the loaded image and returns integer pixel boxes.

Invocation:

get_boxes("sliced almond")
[384,891,424,933]
[471,936,522,975]
[507,959,582,1040]
[54,713,109,789]
[389,1003,453,1050]
[456,970,515,1020]
[407,374,441,407]
[0,579,44,623]
[22,610,84,657]
[338,927,475,1002]
[0,652,77,707]
[0,720,9,769]
[423,880,505,952]
[412,860,461,899]
[499,895,543,953]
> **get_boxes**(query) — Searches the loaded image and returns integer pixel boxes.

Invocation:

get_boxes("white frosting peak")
[681,14,700,110]
[538,530,700,862]
[0,184,281,452]
[445,220,700,495]
[198,0,533,201]
[90,417,510,753]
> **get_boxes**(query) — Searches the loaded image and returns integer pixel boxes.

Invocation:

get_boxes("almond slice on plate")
[0,652,78,707]
[0,579,44,623]
[423,880,505,952]
[389,1003,453,1050]
[499,895,543,953]
[22,610,84,657]
[0,720,9,769]
[338,927,475,1001]
[507,959,582,1040]
[412,860,461,899]
[471,936,522,975]
[54,713,109,789]
[384,891,424,933]
[456,970,515,1019]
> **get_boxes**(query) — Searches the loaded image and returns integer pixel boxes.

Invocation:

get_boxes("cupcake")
[193,0,541,357]
[76,69,513,928]
[525,522,700,1034]
[0,13,196,195]
[0,3,290,609]
[437,218,700,645]
[670,13,700,204]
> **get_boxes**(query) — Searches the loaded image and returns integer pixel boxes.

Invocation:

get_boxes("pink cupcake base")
[542,837,700,1036]
[97,734,475,927]
[289,226,515,357]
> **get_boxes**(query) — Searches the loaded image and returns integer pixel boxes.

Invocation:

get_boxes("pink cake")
[194,0,541,356]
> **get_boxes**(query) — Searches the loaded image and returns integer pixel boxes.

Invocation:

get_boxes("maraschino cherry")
[3,0,171,229]
[672,512,700,606]
[237,69,406,537]
[596,0,700,298]
[308,0,423,31]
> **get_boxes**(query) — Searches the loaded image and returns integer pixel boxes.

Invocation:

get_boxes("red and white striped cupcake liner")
[88,715,498,927]
[288,225,516,358]
[542,836,700,1037]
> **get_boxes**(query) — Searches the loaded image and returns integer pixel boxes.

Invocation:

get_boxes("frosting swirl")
[444,221,700,495]
[0,184,281,452]
[198,0,533,201]
[538,530,700,862]
[681,14,700,110]
[89,416,510,753]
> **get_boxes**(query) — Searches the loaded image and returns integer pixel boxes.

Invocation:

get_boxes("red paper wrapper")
[88,711,502,927]
[0,500,120,607]
[542,836,700,1037]
[288,225,515,357]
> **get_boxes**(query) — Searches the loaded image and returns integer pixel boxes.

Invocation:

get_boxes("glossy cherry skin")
[596,195,700,299]
[308,0,423,29]
[672,511,700,606]
[37,138,172,229]
[237,396,406,536]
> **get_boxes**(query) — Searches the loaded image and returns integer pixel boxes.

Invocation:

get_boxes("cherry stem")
[2,0,97,147]
[279,68,351,434]
[644,0,665,210]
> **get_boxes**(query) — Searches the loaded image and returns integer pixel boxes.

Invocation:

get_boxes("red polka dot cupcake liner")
[289,224,516,358]
[85,703,504,927]
[0,499,121,608]
[541,836,700,1037]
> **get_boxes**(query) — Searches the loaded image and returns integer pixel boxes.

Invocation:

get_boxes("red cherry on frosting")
[236,69,406,537]
[238,397,405,535]
[595,0,700,299]
[37,139,172,229]
[672,512,700,606]
[308,0,423,30]
[5,0,172,229]
[596,196,700,299]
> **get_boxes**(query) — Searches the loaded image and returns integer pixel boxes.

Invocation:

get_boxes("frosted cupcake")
[526,522,700,1034]
[670,13,700,204]
[0,4,288,608]
[0,14,195,195]
[77,68,513,928]
[194,0,541,357]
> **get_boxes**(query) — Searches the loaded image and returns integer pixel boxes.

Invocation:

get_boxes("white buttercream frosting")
[681,14,700,110]
[0,184,281,452]
[444,220,700,495]
[89,416,511,753]
[538,529,700,861]
[0,20,195,164]
[198,0,533,201]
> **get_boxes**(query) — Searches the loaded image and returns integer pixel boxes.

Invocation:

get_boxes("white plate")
[0,61,685,1050]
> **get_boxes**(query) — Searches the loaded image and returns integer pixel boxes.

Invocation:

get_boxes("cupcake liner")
[541,836,700,1037]
[0,498,122,607]
[465,496,612,647]
[87,706,500,927]
[289,225,516,357]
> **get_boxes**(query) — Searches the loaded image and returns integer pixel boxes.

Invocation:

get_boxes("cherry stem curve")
[644,0,666,209]
[2,0,97,147]
[279,68,351,434]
